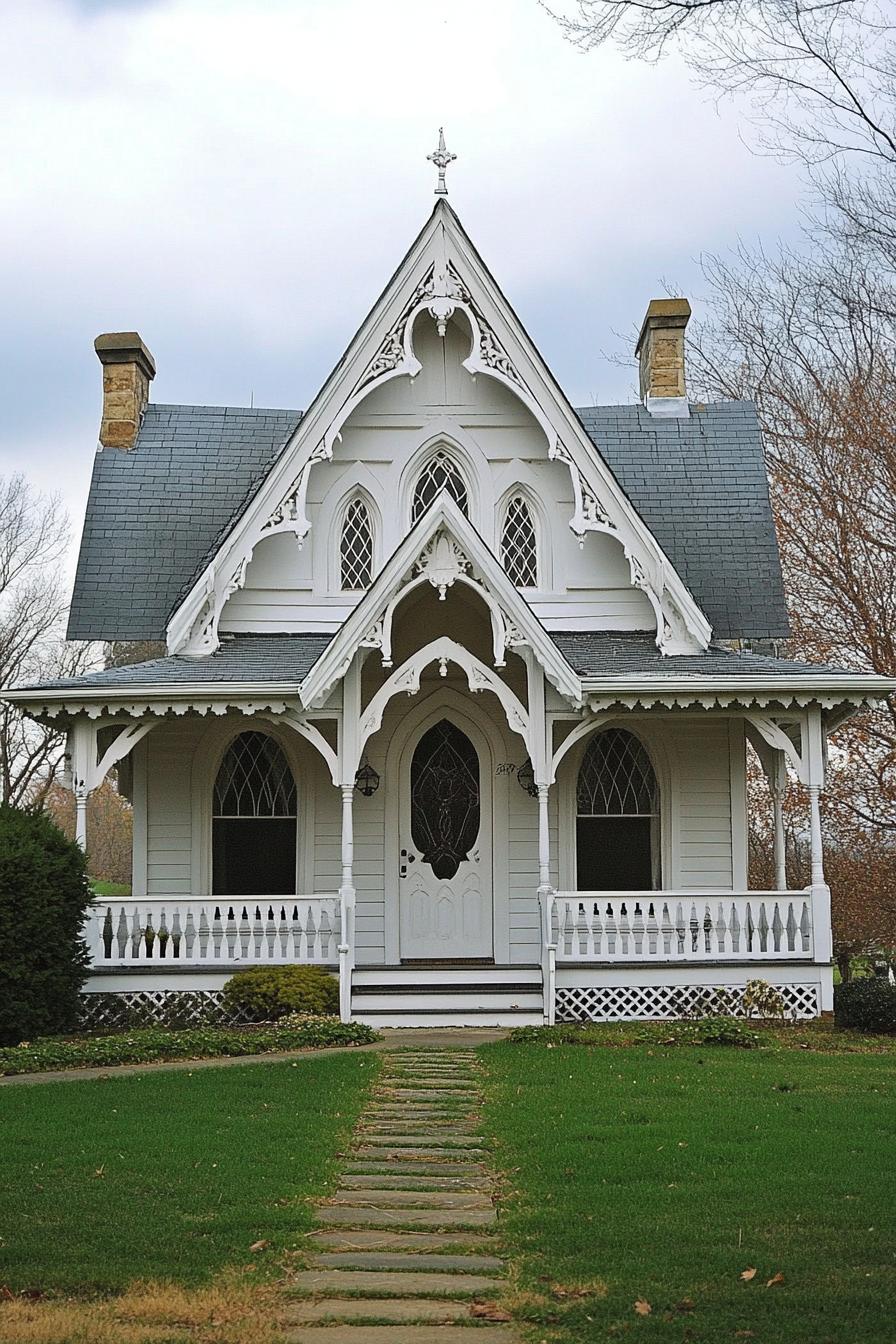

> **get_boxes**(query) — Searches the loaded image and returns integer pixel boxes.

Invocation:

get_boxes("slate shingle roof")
[21,635,332,692]
[575,402,788,640]
[67,405,301,641]
[66,397,788,642]
[16,631,854,698]
[550,632,846,680]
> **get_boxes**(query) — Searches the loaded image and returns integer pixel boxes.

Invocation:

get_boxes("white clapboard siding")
[675,720,733,887]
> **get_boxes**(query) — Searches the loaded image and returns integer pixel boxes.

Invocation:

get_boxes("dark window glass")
[576,817,653,890]
[213,733,297,896]
[410,719,480,880]
[576,730,658,891]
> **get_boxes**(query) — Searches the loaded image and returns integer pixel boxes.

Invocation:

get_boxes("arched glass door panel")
[410,719,480,880]
[576,729,659,890]
[212,732,297,896]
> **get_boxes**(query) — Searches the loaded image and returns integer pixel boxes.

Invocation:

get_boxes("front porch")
[81,879,830,1027]
[11,577,877,1028]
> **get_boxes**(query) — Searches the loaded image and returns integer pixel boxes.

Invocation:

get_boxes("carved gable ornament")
[166,202,712,660]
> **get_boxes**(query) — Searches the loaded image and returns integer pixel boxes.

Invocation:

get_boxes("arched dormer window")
[411,450,469,523]
[576,729,659,891]
[340,498,373,590]
[213,732,297,896]
[501,494,538,588]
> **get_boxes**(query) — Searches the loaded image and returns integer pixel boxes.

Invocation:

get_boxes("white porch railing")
[85,896,342,968]
[550,890,814,962]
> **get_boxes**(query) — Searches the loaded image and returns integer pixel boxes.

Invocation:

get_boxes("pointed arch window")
[576,729,659,891]
[501,494,538,587]
[411,451,469,523]
[212,732,297,896]
[340,498,373,590]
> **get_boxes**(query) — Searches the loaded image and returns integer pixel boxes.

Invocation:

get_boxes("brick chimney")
[94,332,156,449]
[635,298,691,418]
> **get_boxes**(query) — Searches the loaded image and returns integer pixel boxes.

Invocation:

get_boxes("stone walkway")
[282,1048,520,1343]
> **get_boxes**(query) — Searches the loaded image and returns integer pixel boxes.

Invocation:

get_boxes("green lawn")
[0,1053,377,1293]
[482,1041,896,1343]
[90,879,131,897]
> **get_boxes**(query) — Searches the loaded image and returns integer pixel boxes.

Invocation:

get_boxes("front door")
[399,717,493,960]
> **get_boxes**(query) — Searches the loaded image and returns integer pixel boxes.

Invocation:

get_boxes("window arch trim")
[398,432,486,531]
[559,724,674,893]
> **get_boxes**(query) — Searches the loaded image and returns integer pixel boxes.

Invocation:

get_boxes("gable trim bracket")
[165,201,712,659]
[299,495,582,710]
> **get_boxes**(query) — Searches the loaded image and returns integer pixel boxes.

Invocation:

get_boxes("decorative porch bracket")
[68,716,157,849]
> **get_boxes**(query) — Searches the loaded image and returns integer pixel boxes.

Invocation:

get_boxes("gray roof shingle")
[67,405,301,640]
[20,634,332,692]
[16,631,853,698]
[550,631,845,679]
[575,402,788,640]
[66,397,788,642]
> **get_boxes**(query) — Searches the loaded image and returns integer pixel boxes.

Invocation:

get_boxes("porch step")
[353,964,539,986]
[351,963,543,1027]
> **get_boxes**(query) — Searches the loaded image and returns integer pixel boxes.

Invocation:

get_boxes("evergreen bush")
[0,803,92,1046]
[221,964,339,1020]
[835,978,896,1033]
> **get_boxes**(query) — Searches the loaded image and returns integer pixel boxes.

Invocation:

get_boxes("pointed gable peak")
[300,493,581,709]
[167,193,712,662]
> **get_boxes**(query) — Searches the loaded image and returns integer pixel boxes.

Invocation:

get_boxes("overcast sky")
[1,0,808,573]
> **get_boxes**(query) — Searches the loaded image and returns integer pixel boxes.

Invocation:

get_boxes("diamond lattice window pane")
[214,732,297,817]
[501,494,538,587]
[577,729,657,816]
[340,498,373,590]
[411,452,469,522]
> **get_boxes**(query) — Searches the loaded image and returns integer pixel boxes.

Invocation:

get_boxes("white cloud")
[0,0,806,570]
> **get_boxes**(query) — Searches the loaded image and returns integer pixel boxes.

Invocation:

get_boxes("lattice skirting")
[555,982,820,1023]
[78,990,255,1031]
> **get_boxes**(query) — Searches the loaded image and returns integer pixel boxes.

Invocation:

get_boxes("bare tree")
[0,476,95,806]
[688,245,896,831]
[548,2,896,167]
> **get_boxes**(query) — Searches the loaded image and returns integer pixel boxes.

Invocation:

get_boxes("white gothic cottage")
[7,182,894,1026]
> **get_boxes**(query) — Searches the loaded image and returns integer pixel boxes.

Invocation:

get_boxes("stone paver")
[289,1048,520,1342]
[284,1297,477,1322]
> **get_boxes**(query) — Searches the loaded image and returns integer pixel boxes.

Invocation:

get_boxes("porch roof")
[5,631,893,719]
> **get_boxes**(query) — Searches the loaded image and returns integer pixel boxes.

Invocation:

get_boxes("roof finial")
[427,128,456,197]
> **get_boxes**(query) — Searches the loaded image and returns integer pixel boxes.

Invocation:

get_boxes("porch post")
[339,784,355,1023]
[68,717,96,855]
[337,655,361,1023]
[806,705,833,1010]
[527,655,555,1025]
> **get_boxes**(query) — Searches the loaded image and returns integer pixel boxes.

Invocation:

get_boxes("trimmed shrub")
[0,803,92,1046]
[221,964,339,1021]
[835,978,896,1034]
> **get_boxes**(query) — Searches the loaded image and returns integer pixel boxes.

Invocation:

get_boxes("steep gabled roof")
[163,200,710,656]
[66,398,787,642]
[67,405,300,641]
[576,402,789,639]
